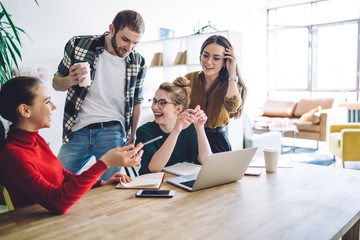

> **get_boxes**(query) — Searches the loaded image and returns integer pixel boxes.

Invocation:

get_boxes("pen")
[133,136,163,157]
[142,135,163,146]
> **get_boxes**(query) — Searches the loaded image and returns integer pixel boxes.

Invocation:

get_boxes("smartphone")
[135,189,175,198]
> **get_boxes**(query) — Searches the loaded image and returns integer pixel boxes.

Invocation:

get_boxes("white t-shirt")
[72,50,126,132]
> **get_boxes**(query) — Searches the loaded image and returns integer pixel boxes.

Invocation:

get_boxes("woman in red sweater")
[0,76,143,214]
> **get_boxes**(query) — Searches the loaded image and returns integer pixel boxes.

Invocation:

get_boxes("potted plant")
[0,0,38,133]
[0,0,38,86]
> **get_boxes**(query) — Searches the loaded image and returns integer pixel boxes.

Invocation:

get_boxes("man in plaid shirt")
[53,10,146,180]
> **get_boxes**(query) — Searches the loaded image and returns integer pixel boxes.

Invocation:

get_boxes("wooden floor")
[282,137,353,169]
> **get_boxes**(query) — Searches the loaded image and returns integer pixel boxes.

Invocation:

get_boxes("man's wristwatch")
[228,76,239,83]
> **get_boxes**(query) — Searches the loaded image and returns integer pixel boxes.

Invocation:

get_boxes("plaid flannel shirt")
[55,33,146,144]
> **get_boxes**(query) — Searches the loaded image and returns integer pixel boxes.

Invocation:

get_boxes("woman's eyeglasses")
[200,52,223,64]
[149,98,175,108]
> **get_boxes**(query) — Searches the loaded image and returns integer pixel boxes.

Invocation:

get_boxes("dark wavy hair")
[200,35,247,118]
[0,76,42,147]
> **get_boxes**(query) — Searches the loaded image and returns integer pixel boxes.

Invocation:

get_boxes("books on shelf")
[173,50,187,65]
[116,172,164,189]
[173,52,183,65]
[150,52,163,66]
[179,50,187,64]
[150,50,187,67]
[163,162,201,176]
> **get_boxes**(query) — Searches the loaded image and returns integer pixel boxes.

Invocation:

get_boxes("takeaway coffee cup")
[76,62,91,87]
[264,147,280,173]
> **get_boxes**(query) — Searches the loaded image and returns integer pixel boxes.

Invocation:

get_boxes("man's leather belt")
[205,126,226,133]
[85,121,120,129]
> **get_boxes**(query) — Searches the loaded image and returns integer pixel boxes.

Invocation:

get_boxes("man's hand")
[67,64,88,86]
[126,135,135,146]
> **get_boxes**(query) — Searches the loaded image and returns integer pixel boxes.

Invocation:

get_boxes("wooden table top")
[1,163,360,240]
[339,102,360,110]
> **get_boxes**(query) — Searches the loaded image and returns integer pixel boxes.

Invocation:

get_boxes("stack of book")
[173,50,187,65]
[150,52,163,66]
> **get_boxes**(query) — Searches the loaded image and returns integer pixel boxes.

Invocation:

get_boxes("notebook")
[116,172,164,189]
[166,147,257,191]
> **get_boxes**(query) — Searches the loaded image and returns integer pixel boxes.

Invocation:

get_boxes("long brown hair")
[200,35,247,118]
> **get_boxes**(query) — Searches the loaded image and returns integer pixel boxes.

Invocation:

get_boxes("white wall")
[2,0,268,154]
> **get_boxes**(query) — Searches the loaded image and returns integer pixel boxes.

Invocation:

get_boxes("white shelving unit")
[136,30,243,106]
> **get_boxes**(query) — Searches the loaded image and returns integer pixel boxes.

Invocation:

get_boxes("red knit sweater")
[0,126,108,214]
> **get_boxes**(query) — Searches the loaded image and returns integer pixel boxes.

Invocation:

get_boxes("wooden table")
[1,164,360,240]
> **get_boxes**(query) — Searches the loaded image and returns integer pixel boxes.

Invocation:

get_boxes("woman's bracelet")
[228,76,239,83]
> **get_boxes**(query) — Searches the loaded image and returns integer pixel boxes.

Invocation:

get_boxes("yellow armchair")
[329,124,360,168]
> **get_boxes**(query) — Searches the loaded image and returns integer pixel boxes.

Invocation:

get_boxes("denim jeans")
[58,124,125,181]
[205,131,232,153]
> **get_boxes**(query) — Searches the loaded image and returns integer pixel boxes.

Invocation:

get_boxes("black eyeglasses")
[149,98,175,108]
[200,52,223,64]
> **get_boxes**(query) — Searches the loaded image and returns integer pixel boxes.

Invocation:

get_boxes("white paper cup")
[76,62,91,87]
[264,147,280,173]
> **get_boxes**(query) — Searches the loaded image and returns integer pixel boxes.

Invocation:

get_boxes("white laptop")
[166,147,257,191]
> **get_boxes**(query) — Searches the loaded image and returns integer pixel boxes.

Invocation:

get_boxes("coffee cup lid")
[263,147,280,152]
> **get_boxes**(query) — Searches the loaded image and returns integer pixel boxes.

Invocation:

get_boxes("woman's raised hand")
[224,47,237,77]
[192,105,207,129]
[174,109,196,133]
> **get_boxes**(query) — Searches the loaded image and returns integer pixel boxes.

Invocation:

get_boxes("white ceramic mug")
[264,147,280,172]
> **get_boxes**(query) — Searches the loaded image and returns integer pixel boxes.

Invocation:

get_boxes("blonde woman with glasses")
[135,77,211,175]
[185,35,247,153]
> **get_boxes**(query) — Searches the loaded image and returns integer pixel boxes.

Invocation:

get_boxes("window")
[315,23,358,91]
[268,28,309,90]
[268,0,360,100]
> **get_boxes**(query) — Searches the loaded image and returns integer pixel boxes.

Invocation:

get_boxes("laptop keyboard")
[180,180,196,188]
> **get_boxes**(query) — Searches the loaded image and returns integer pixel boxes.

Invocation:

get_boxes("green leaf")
[2,29,21,58]
[0,0,40,86]
[0,2,21,45]
[4,40,20,69]
[0,67,11,85]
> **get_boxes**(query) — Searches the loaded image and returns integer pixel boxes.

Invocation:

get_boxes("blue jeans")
[58,124,125,181]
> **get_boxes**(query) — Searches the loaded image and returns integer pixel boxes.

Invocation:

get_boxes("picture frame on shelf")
[160,28,175,39]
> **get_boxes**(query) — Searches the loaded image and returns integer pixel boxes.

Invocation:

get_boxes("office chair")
[0,184,14,211]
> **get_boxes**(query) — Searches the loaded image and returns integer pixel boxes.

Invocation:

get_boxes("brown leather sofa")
[252,98,334,143]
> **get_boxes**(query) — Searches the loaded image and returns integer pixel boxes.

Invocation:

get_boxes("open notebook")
[116,172,164,189]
